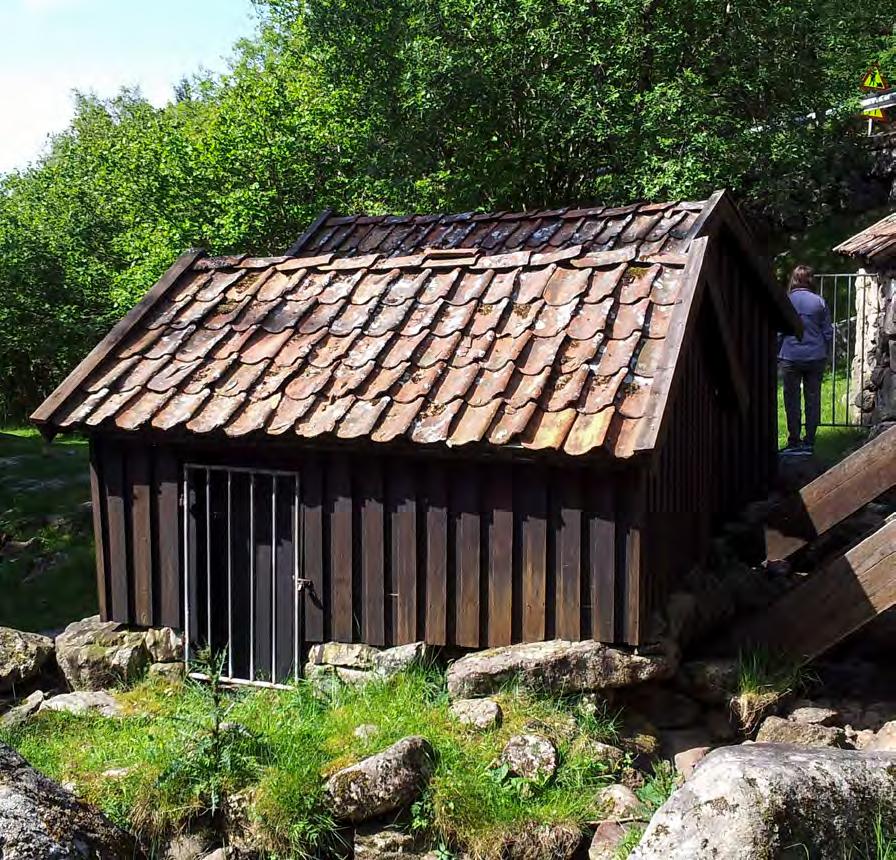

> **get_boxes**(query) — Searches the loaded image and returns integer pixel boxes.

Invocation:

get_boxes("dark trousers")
[780,358,826,445]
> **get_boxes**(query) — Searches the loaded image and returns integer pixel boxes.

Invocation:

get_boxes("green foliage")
[635,760,678,815]
[1,1,893,419]
[0,669,630,859]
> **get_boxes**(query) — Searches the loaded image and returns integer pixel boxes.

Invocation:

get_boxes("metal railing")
[182,463,303,686]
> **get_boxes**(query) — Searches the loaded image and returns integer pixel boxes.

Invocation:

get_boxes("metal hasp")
[182,463,303,686]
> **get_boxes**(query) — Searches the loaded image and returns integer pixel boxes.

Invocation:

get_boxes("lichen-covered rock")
[599,783,646,819]
[305,641,431,690]
[630,744,896,860]
[673,746,711,780]
[307,641,380,670]
[325,736,433,823]
[589,821,633,860]
[503,822,582,860]
[55,616,150,691]
[143,627,183,664]
[0,628,54,693]
[867,721,896,751]
[755,715,845,748]
[450,697,502,730]
[40,690,121,717]
[500,734,558,781]
[353,824,430,860]
[0,691,44,729]
[148,661,185,682]
[447,639,675,699]
[0,741,139,859]
[786,704,841,727]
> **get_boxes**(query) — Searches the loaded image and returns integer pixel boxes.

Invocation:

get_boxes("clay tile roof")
[33,197,719,458]
[834,211,896,264]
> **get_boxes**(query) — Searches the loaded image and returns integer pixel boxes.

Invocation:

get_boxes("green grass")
[731,648,809,732]
[0,427,97,632]
[776,369,867,466]
[0,667,628,859]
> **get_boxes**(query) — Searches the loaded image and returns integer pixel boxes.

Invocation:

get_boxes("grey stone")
[40,690,121,717]
[677,658,738,705]
[589,821,633,860]
[55,616,150,691]
[787,705,841,727]
[867,721,896,751]
[500,734,558,781]
[307,641,379,670]
[0,741,137,859]
[450,697,502,730]
[599,783,646,819]
[587,741,626,769]
[630,745,896,860]
[0,628,54,693]
[446,639,675,699]
[503,822,582,860]
[325,736,433,823]
[374,641,430,675]
[163,831,214,860]
[148,661,185,682]
[854,729,879,750]
[304,640,430,690]
[755,715,845,748]
[353,824,428,860]
[143,627,183,664]
[0,691,45,729]
[673,746,711,780]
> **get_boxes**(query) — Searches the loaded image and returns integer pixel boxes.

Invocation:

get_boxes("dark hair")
[789,264,816,292]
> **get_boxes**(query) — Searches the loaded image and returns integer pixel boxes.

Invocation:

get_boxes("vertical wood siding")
[90,438,642,647]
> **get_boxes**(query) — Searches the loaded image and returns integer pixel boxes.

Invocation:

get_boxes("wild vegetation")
[0,1,893,420]
[0,663,672,859]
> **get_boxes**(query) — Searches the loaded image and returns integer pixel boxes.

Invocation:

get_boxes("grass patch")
[0,666,627,859]
[0,427,97,632]
[732,648,808,732]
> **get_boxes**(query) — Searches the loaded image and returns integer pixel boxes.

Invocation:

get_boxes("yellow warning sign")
[864,107,887,122]
[861,64,889,92]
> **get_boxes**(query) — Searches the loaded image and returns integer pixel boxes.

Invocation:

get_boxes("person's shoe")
[800,440,815,454]
[780,441,803,454]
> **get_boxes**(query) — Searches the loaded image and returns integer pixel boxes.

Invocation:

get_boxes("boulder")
[447,639,675,699]
[500,734,558,781]
[589,821,633,860]
[599,783,645,819]
[673,746,710,780]
[0,741,139,859]
[786,703,840,726]
[0,690,45,729]
[630,744,896,860]
[143,627,183,664]
[148,661,185,682]
[325,736,433,823]
[867,721,896,751]
[353,824,429,860]
[40,690,121,717]
[504,822,582,860]
[755,715,845,748]
[162,830,216,859]
[0,628,54,693]
[307,642,379,670]
[450,697,502,730]
[305,641,431,689]
[55,616,150,691]
[586,741,626,769]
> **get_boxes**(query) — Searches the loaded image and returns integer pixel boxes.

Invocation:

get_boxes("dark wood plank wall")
[646,239,777,613]
[90,437,645,646]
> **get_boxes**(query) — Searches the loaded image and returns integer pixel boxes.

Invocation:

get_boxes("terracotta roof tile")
[41,197,708,457]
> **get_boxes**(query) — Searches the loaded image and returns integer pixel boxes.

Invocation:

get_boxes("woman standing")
[779,264,833,453]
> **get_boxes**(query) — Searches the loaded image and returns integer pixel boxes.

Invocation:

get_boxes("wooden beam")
[705,276,750,416]
[731,520,896,663]
[765,425,896,561]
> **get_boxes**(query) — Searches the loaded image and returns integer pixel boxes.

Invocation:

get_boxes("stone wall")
[852,266,896,429]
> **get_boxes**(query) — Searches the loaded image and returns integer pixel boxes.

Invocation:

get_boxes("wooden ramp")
[764,424,896,562]
[732,519,896,663]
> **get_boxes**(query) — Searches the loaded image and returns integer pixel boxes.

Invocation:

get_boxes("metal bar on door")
[831,275,837,424]
[182,467,191,668]
[227,472,233,678]
[249,473,255,681]
[205,468,212,650]
[293,475,300,682]
[271,475,277,683]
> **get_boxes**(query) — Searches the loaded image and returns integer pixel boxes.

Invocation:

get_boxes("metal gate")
[813,273,872,427]
[182,463,304,687]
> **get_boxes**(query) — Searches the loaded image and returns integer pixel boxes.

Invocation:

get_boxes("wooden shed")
[32,189,798,684]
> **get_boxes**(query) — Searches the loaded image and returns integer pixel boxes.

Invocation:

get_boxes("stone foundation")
[852,266,896,428]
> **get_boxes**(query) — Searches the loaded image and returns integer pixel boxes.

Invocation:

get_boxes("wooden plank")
[30,249,204,429]
[302,457,325,642]
[453,465,480,648]
[706,277,750,416]
[618,470,647,646]
[88,440,109,621]
[589,481,616,642]
[328,454,354,642]
[519,470,547,642]
[732,520,896,663]
[253,474,274,680]
[360,461,385,646]
[486,468,514,647]
[185,468,200,651]
[102,444,130,623]
[555,473,582,641]
[424,464,448,645]
[155,449,181,629]
[390,463,418,645]
[130,448,153,626]
[765,425,896,561]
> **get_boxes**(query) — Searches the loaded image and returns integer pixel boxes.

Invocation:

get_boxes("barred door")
[182,464,302,686]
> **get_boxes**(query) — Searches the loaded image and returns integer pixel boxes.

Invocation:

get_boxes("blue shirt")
[778,288,833,362]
